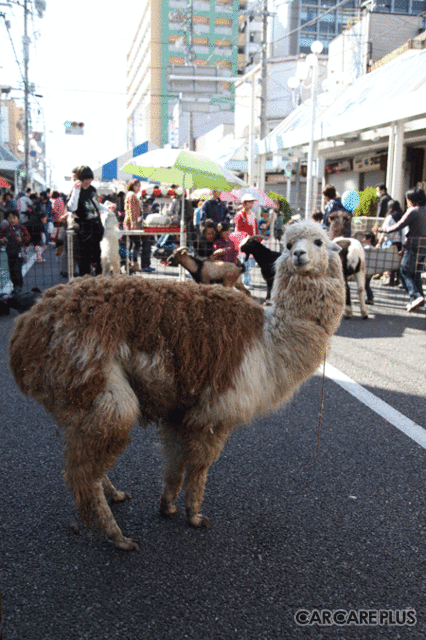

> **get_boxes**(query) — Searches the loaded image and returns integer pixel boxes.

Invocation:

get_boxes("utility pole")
[257,0,269,190]
[23,0,30,189]
[259,0,268,143]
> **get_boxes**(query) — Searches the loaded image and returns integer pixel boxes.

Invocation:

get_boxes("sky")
[1,0,140,191]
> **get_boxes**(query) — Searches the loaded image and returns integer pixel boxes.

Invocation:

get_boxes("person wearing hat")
[200,190,229,226]
[234,194,259,290]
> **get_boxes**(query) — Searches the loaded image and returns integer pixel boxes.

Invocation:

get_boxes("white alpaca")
[328,210,369,319]
[100,211,121,276]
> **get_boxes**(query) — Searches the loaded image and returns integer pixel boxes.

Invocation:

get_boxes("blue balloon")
[341,189,360,212]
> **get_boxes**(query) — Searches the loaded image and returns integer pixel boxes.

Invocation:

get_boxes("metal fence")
[1,230,425,317]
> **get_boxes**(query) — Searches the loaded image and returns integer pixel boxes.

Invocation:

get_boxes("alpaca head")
[328,210,351,239]
[275,221,341,280]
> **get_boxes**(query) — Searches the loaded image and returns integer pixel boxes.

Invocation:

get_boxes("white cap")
[241,193,257,202]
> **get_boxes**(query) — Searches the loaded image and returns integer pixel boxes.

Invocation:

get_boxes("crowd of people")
[1,169,425,313]
[0,169,286,295]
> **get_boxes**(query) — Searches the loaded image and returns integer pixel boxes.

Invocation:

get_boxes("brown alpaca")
[9,221,345,551]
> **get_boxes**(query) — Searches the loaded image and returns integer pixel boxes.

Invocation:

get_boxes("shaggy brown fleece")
[9,222,345,551]
[10,277,263,415]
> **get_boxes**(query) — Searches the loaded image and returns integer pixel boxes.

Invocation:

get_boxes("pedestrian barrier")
[1,233,425,318]
[364,245,401,277]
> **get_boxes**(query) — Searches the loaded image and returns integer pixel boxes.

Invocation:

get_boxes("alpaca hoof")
[159,500,179,517]
[114,536,140,551]
[362,314,369,320]
[111,491,132,503]
[188,513,210,528]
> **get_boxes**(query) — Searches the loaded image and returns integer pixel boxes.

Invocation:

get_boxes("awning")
[201,135,292,172]
[94,141,158,181]
[0,144,21,171]
[259,47,426,154]
[198,135,247,171]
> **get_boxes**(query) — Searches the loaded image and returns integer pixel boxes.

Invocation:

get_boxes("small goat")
[328,210,368,319]
[167,246,249,295]
[239,236,281,303]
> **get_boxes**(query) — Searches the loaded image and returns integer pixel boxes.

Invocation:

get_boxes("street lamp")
[288,40,323,219]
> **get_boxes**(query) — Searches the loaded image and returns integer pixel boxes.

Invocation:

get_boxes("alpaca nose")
[292,248,309,266]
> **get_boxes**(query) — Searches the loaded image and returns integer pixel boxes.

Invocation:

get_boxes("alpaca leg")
[183,428,228,528]
[64,363,140,550]
[159,433,185,517]
[234,278,251,296]
[344,280,352,318]
[356,272,369,319]
[64,433,138,550]
[102,475,132,502]
[185,465,211,528]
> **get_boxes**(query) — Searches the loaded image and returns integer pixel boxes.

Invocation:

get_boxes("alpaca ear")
[328,240,342,253]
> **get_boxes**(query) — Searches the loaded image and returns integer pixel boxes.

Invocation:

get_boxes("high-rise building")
[285,0,425,56]
[126,0,242,149]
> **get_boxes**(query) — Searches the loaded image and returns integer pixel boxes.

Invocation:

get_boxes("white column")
[305,56,320,219]
[258,154,266,192]
[386,121,396,195]
[248,75,256,186]
[392,120,404,206]
[312,142,319,211]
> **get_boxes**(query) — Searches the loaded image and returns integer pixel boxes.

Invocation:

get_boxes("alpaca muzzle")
[292,249,309,267]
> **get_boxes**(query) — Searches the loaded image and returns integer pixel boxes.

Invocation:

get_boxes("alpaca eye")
[314,239,323,247]
[286,243,292,250]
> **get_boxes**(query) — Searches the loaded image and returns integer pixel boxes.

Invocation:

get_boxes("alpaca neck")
[271,273,342,338]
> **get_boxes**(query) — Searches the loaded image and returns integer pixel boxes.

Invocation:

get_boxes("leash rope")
[304,351,327,469]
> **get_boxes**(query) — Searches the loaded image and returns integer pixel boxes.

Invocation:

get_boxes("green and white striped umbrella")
[121,148,247,191]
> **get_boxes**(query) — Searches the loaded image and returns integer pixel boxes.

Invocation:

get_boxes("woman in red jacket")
[233,195,259,290]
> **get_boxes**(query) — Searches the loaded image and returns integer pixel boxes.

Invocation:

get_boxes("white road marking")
[322,362,426,449]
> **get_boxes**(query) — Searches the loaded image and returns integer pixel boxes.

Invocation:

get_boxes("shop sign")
[354,154,382,173]
[325,159,352,174]
[266,173,285,184]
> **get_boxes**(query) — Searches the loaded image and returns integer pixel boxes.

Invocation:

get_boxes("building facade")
[284,0,425,57]
[127,0,243,150]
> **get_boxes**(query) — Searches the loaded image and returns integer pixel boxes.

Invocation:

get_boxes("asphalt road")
[1,269,426,640]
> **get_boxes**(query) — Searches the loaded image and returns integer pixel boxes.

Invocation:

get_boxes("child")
[212,222,238,263]
[197,220,217,259]
[258,208,271,237]
[25,211,48,262]
[0,211,31,293]
[311,211,324,223]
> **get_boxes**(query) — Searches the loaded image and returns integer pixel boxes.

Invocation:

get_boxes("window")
[394,0,409,12]
[374,0,391,12]
[320,20,336,33]
[412,1,425,14]
[300,8,318,24]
